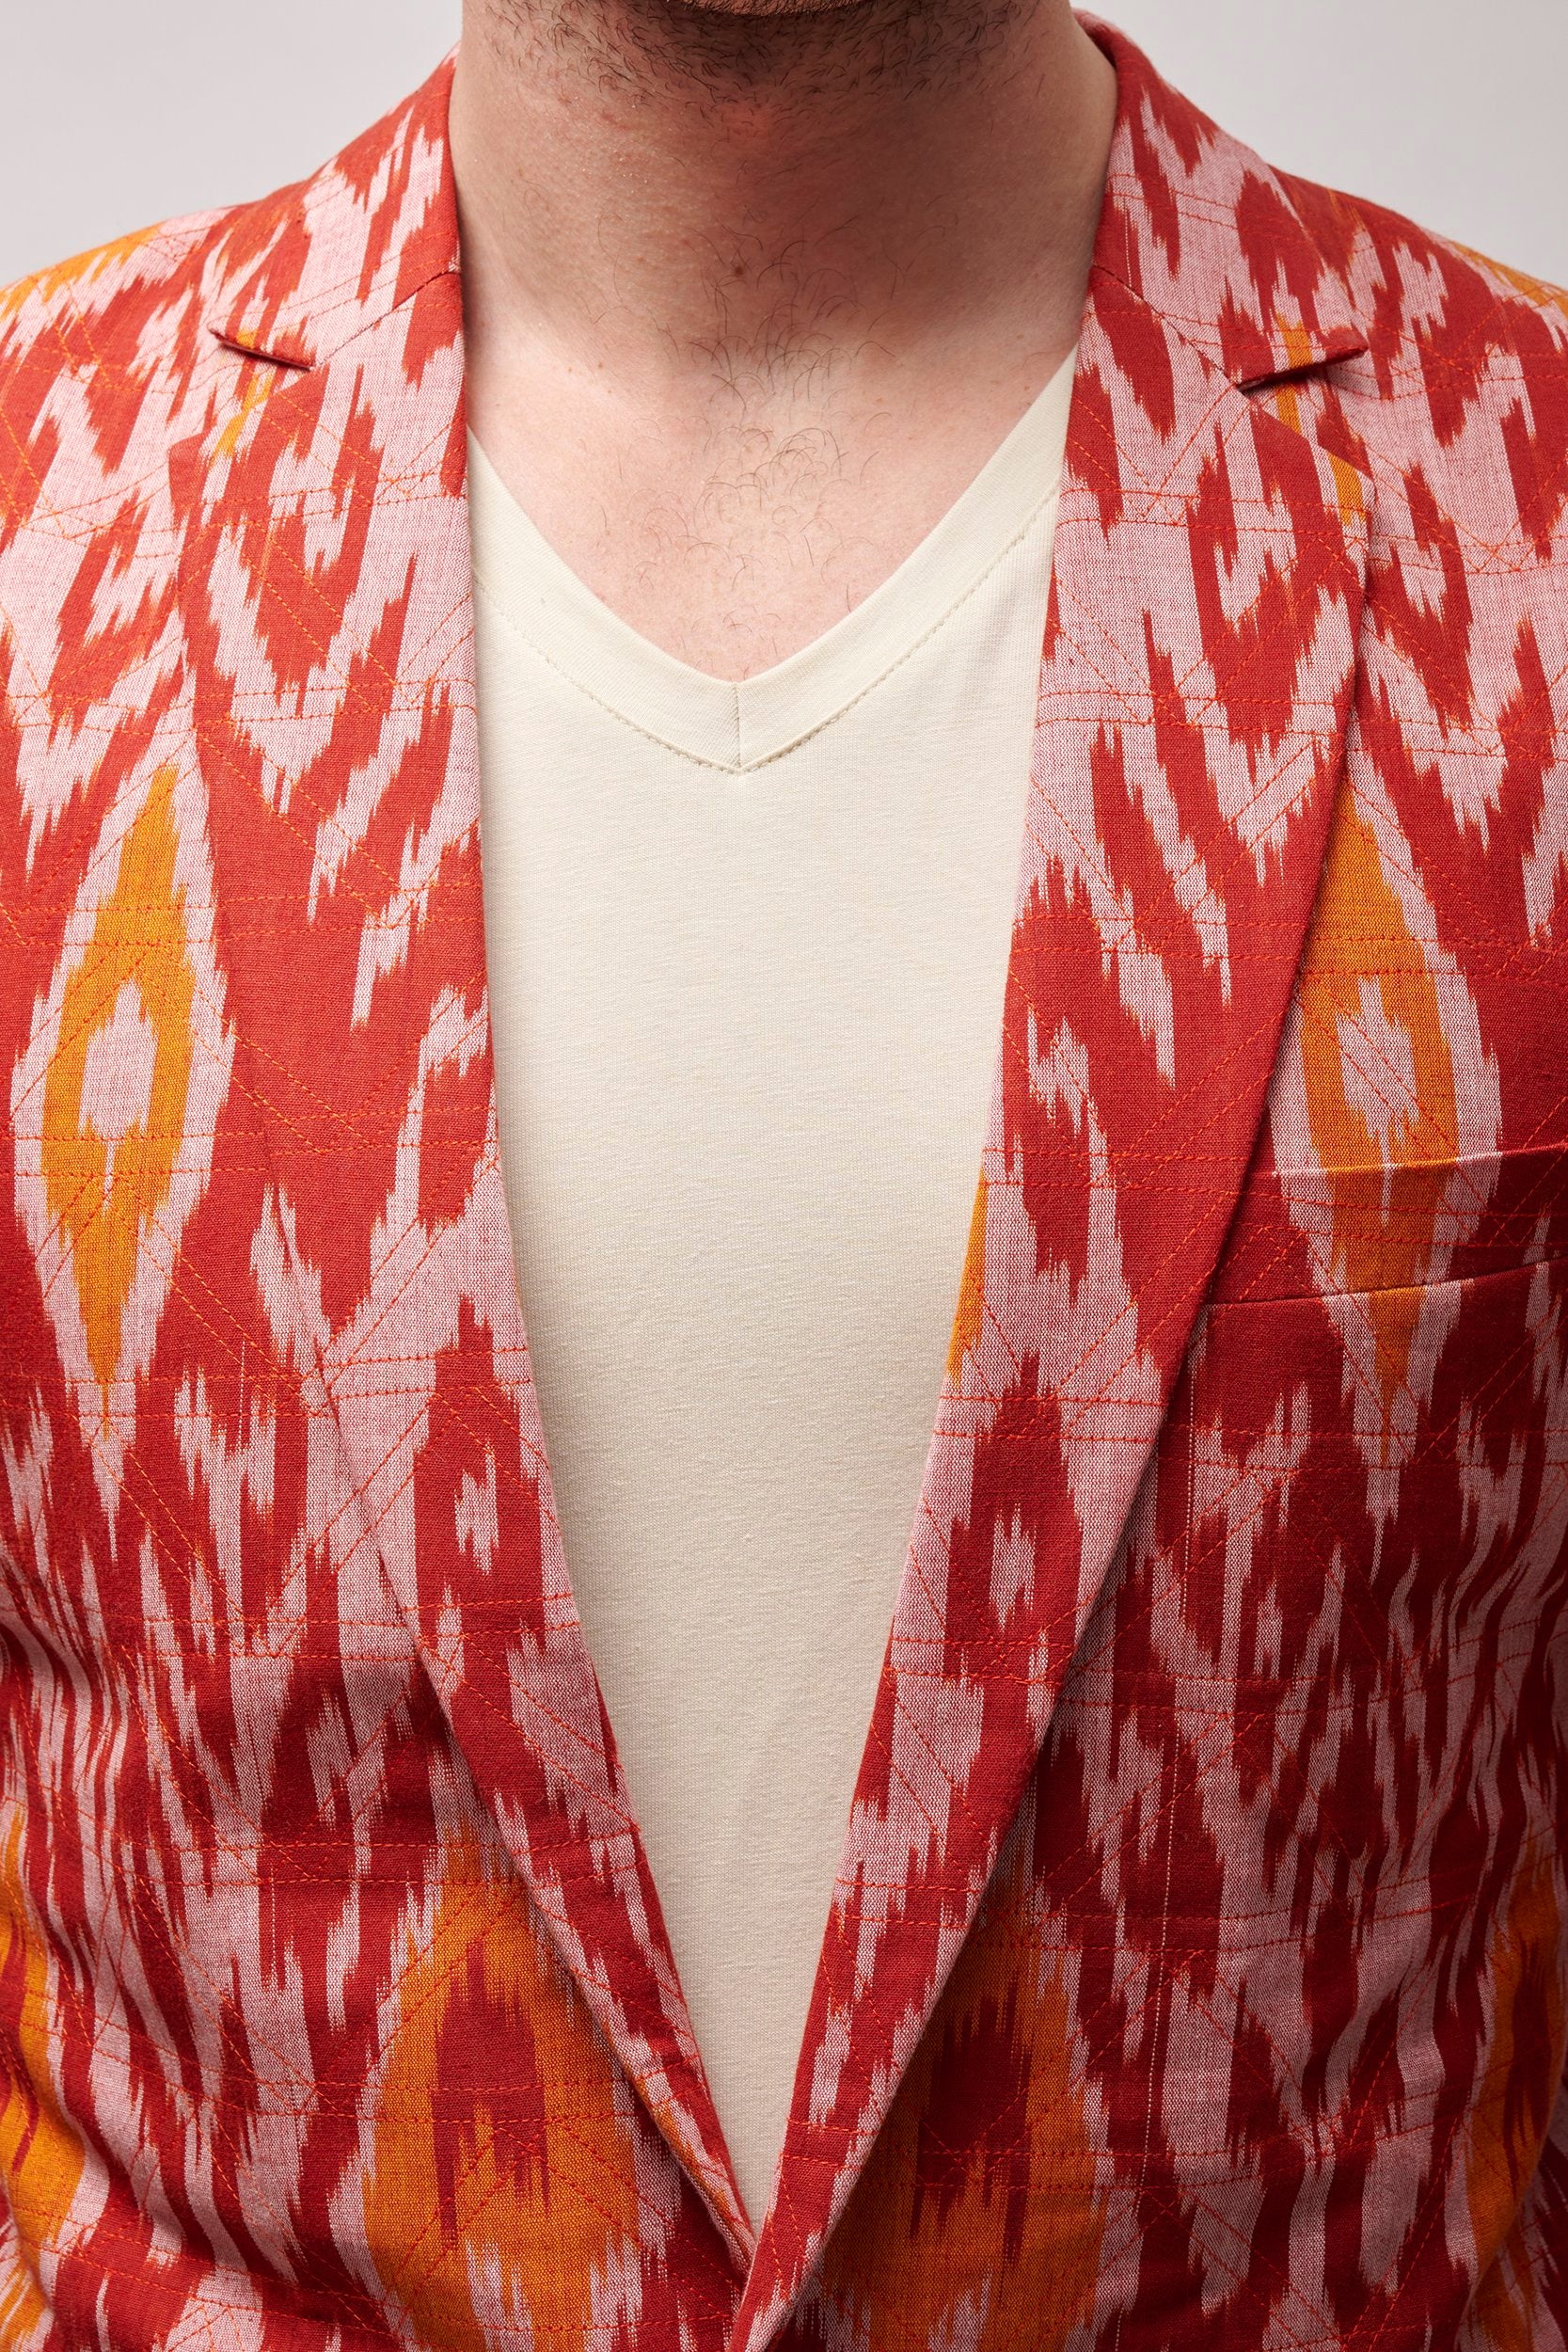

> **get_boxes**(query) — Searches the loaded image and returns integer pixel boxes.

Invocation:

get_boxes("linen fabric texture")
[1,12,1566,2350]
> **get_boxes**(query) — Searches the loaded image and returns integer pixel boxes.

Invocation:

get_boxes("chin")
[671,0,872,13]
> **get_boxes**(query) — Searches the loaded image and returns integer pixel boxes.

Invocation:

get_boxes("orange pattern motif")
[816,1794,1106,2352]
[38,761,198,1405]
[0,1818,86,2343]
[364,1839,643,2351]
[1,12,1566,2350]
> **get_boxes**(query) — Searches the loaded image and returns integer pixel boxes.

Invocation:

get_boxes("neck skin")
[447,0,1116,677]
[450,0,1116,420]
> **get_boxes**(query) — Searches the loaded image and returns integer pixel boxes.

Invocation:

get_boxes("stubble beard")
[477,0,1038,109]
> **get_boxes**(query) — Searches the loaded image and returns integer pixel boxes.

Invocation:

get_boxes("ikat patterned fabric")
[1,12,1566,2348]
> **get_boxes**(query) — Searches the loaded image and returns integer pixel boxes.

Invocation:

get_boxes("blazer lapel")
[164,17,1377,2321]
[732,21,1376,2340]
[169,66,752,2265]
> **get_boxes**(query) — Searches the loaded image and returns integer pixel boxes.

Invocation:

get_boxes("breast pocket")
[1190,1148,1568,1738]
[1200,1140,1567,1511]
[1211,1142,1568,1306]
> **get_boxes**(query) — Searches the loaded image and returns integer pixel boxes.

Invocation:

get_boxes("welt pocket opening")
[1208,1144,1568,1305]
[1207,1246,1568,1309]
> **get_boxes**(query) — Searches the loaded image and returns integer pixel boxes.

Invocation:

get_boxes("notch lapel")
[163,19,1378,2324]
[732,45,1376,2341]
[169,69,752,2263]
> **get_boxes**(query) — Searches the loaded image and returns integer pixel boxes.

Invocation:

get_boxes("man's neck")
[449,0,1116,404]
[446,0,1116,676]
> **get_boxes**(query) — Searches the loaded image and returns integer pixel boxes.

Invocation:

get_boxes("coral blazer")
[1,15,1566,2350]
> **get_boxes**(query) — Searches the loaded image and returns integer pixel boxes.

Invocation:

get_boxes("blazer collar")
[1084,14,1368,389]
[196,16,1369,389]
[199,61,458,373]
[175,13,1374,2332]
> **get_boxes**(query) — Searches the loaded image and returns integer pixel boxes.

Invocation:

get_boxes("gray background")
[3,0,1565,291]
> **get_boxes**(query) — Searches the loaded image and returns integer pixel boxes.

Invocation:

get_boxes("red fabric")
[1,16,1565,2348]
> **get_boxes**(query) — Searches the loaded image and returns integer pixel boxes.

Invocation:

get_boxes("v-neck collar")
[464,345,1076,774]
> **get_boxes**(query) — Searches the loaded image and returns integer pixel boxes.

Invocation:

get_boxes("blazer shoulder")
[1287,163,1568,363]
[0,202,240,541]
[1271,165,1568,548]
[0,204,226,350]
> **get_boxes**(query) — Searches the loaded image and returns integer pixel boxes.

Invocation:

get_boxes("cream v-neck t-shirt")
[466,345,1075,2230]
